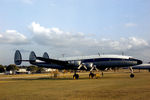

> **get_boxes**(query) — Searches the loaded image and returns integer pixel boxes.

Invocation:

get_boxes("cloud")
[29,22,99,48]
[125,22,137,27]
[0,30,29,45]
[129,37,148,46]
[29,22,149,52]
[108,37,148,50]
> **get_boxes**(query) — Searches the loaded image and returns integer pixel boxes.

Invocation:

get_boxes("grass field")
[0,71,150,100]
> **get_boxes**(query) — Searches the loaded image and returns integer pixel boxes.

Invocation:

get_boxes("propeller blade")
[83,65,87,70]
[78,64,87,70]
[90,67,94,71]
[78,64,83,69]
[95,67,99,71]
[90,65,99,71]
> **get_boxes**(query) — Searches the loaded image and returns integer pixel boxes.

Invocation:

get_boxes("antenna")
[122,52,124,55]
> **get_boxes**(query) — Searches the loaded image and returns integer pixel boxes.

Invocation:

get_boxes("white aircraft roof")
[134,64,150,67]
[58,55,133,61]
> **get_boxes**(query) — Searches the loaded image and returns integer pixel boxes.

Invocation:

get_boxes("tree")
[6,64,19,74]
[6,64,19,71]
[36,67,45,73]
[0,65,5,73]
[27,65,38,73]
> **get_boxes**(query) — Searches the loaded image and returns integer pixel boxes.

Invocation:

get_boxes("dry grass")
[0,71,150,100]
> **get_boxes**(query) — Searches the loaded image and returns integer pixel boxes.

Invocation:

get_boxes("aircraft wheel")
[73,74,79,79]
[89,73,95,79]
[130,73,134,78]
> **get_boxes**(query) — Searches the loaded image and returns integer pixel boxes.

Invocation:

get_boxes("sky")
[0,0,150,65]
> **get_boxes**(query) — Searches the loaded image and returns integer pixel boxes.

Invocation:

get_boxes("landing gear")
[129,67,134,78]
[89,65,100,79]
[89,72,95,79]
[101,71,104,77]
[73,74,79,79]
[130,73,134,78]
[73,71,79,79]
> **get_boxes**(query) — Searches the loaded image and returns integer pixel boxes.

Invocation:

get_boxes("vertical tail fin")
[29,51,36,63]
[43,52,49,59]
[14,50,22,65]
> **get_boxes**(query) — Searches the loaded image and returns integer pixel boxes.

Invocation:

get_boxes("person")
[102,72,104,77]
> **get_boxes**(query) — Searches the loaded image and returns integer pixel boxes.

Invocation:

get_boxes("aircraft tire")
[73,74,79,79]
[89,73,94,79]
[130,73,134,78]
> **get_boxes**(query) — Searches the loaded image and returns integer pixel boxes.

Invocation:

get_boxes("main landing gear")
[73,71,79,79]
[130,73,134,78]
[89,65,100,79]
[89,72,95,79]
[129,67,134,78]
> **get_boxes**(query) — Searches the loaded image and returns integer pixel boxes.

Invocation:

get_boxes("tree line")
[0,64,44,73]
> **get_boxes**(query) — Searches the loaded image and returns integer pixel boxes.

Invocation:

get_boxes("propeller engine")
[69,61,81,66]
[78,63,87,70]
[69,61,87,70]
[85,63,99,71]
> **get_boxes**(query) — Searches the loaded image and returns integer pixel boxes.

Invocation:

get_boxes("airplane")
[14,50,142,79]
[130,63,150,72]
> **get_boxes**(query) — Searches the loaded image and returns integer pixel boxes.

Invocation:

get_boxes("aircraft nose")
[137,60,143,65]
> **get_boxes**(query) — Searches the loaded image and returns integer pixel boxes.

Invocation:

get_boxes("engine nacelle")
[69,61,81,66]
[85,63,93,68]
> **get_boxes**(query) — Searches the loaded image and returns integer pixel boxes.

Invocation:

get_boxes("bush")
[27,65,38,73]
[6,64,19,71]
[36,67,45,73]
[0,65,5,73]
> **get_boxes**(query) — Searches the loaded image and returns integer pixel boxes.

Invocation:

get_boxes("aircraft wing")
[36,57,69,66]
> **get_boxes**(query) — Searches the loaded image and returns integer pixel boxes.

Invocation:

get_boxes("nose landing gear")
[130,73,134,78]
[129,67,134,78]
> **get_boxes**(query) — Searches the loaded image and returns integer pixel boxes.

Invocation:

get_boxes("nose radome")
[137,60,143,65]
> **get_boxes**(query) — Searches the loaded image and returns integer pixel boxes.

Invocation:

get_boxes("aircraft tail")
[14,50,22,65]
[43,52,49,59]
[29,51,36,63]
[14,50,36,65]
